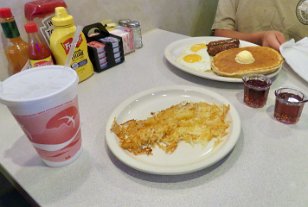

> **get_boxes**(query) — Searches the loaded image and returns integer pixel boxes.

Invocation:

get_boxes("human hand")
[261,31,286,51]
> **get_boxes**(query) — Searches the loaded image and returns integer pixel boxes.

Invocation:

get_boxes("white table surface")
[0,29,308,207]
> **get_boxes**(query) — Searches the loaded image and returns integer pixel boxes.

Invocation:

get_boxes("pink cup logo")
[13,96,81,164]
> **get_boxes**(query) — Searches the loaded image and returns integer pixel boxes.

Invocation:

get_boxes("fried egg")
[177,43,211,72]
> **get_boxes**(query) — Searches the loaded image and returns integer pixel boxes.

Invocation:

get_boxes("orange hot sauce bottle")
[0,8,29,75]
[24,21,53,67]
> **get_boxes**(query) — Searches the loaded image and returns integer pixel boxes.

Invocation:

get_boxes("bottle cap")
[24,22,38,33]
[127,20,140,28]
[118,19,131,27]
[24,0,67,21]
[0,8,20,38]
[52,7,74,27]
[0,8,13,18]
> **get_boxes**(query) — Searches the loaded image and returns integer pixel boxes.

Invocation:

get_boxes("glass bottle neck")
[27,32,42,44]
[0,18,20,38]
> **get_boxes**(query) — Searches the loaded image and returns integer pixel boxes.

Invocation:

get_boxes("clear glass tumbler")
[242,74,272,108]
[274,87,305,124]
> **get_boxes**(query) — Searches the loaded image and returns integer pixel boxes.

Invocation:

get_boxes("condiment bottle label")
[39,15,54,46]
[29,56,53,68]
[60,35,86,67]
[56,34,93,81]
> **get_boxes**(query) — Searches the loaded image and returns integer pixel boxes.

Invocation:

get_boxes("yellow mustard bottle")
[50,7,93,82]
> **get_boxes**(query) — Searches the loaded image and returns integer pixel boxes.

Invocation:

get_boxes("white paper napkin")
[280,37,308,82]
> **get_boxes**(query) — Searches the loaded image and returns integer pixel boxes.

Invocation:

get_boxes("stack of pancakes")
[211,46,284,77]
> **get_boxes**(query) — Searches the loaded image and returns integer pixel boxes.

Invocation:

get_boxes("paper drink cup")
[0,66,82,167]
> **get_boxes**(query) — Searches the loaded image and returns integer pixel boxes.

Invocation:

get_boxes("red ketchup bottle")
[24,21,54,68]
[24,0,67,47]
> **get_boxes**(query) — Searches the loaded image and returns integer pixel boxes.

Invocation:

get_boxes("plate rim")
[164,36,281,83]
[105,85,241,175]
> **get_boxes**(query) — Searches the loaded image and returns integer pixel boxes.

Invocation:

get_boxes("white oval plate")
[105,85,241,175]
[164,36,281,83]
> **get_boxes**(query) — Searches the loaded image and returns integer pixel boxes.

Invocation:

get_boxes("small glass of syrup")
[242,74,272,108]
[274,88,305,124]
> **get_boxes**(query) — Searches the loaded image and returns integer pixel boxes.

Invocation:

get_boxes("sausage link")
[207,38,240,56]
[207,38,239,47]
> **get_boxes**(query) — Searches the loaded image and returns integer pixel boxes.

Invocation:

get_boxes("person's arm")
[214,29,286,51]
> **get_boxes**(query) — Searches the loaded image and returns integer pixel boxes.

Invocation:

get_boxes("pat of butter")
[235,50,255,64]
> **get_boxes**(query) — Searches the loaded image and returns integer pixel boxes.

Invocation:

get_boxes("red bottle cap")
[0,8,13,18]
[24,0,67,21]
[24,21,38,33]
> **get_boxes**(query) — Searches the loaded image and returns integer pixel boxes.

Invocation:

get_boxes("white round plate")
[164,36,282,83]
[105,85,241,175]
